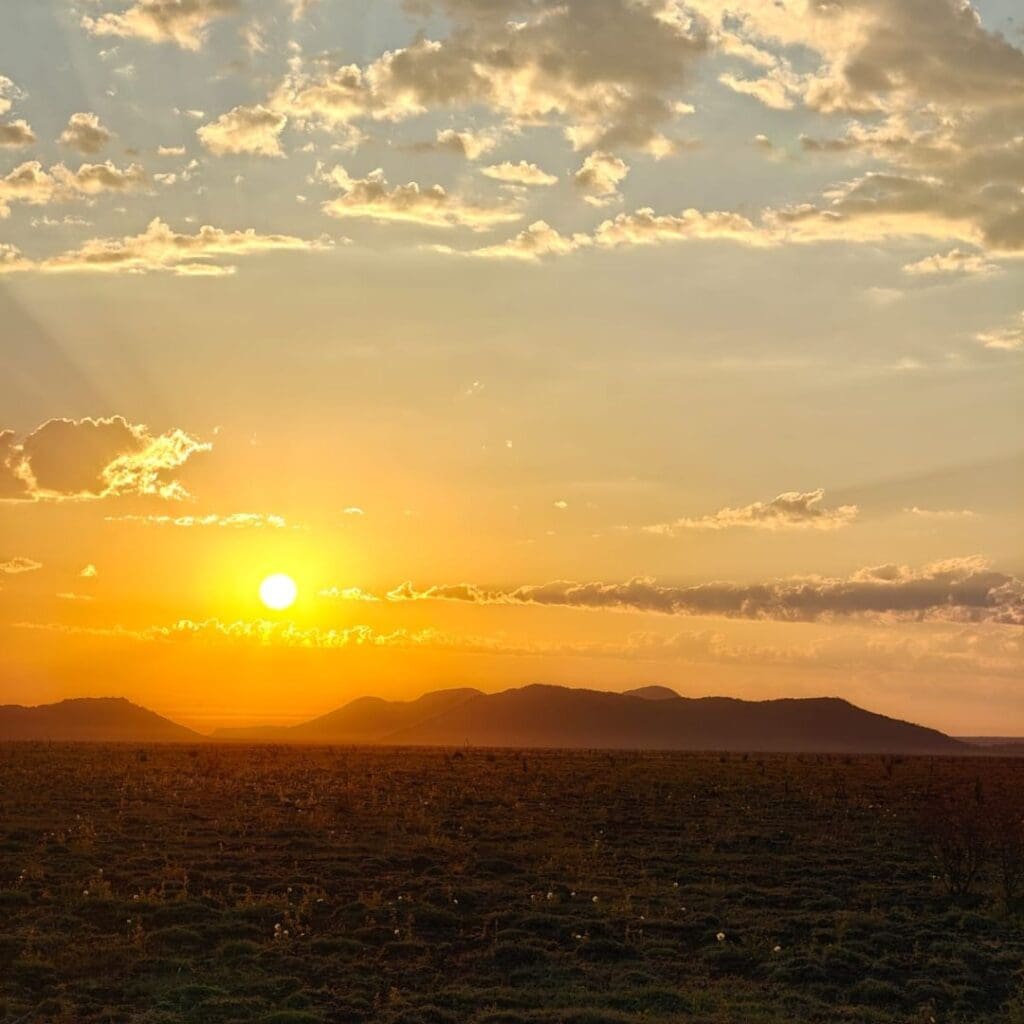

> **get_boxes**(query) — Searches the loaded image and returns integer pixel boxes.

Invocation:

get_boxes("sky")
[0,0,1021,734]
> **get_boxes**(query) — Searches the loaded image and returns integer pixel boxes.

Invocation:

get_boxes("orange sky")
[1,0,1022,734]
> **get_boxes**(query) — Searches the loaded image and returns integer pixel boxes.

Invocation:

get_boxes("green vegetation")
[1,745,1023,1022]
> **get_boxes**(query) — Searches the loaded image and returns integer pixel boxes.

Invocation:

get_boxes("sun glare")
[259,573,298,611]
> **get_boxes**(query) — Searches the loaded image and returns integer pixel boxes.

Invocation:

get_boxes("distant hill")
[623,685,681,701]
[213,687,483,743]
[215,684,966,754]
[1,688,983,753]
[0,697,202,742]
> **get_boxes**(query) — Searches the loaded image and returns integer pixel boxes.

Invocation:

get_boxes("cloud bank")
[377,557,1024,625]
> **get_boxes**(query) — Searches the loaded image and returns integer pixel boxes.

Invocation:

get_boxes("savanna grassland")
[2,745,1024,1024]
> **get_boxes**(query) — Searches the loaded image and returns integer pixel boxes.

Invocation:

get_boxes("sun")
[259,573,297,611]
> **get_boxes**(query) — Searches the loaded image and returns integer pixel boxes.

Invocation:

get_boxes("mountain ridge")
[0,697,203,742]
[0,686,985,753]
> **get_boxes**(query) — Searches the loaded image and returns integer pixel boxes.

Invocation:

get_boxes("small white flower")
[716,932,726,942]
[773,945,782,953]
[592,896,599,903]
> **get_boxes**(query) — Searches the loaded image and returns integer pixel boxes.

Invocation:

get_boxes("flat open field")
[2,746,1023,1024]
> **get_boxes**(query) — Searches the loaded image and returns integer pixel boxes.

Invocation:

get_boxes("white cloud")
[267,0,708,150]
[318,164,521,230]
[197,104,287,156]
[903,248,998,277]
[105,512,288,527]
[573,151,629,205]
[0,557,42,575]
[59,112,111,155]
[0,217,329,277]
[0,160,148,218]
[976,311,1024,351]
[0,119,35,148]
[644,489,858,534]
[437,220,589,261]
[413,128,501,160]
[82,0,241,51]
[904,507,978,520]
[481,161,557,186]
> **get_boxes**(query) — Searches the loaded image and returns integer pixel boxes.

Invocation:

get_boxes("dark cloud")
[0,416,210,502]
[382,557,1024,625]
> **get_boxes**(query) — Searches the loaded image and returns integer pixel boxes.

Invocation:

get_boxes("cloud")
[718,69,798,110]
[0,76,22,116]
[480,161,557,187]
[59,112,111,155]
[0,416,210,502]
[689,0,1024,254]
[904,507,978,520]
[82,0,241,51]
[0,217,329,276]
[0,120,35,148]
[0,557,41,575]
[197,104,287,156]
[644,489,859,534]
[319,586,381,602]
[105,512,287,527]
[0,160,148,218]
[458,206,768,260]
[411,128,501,160]
[16,617,458,651]
[287,0,317,21]
[267,0,708,150]
[436,219,589,261]
[692,0,1024,115]
[573,151,629,205]
[903,248,999,276]
[594,207,771,248]
[318,164,521,230]
[975,311,1024,352]
[380,556,1024,625]
[80,564,98,577]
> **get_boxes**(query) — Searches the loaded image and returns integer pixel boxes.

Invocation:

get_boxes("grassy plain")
[1,745,1023,1023]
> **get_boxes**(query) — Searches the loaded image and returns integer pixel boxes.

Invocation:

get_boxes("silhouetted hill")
[213,687,483,742]
[215,684,965,753]
[0,698,202,742]
[382,685,965,753]
[2,688,979,753]
[623,685,681,701]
